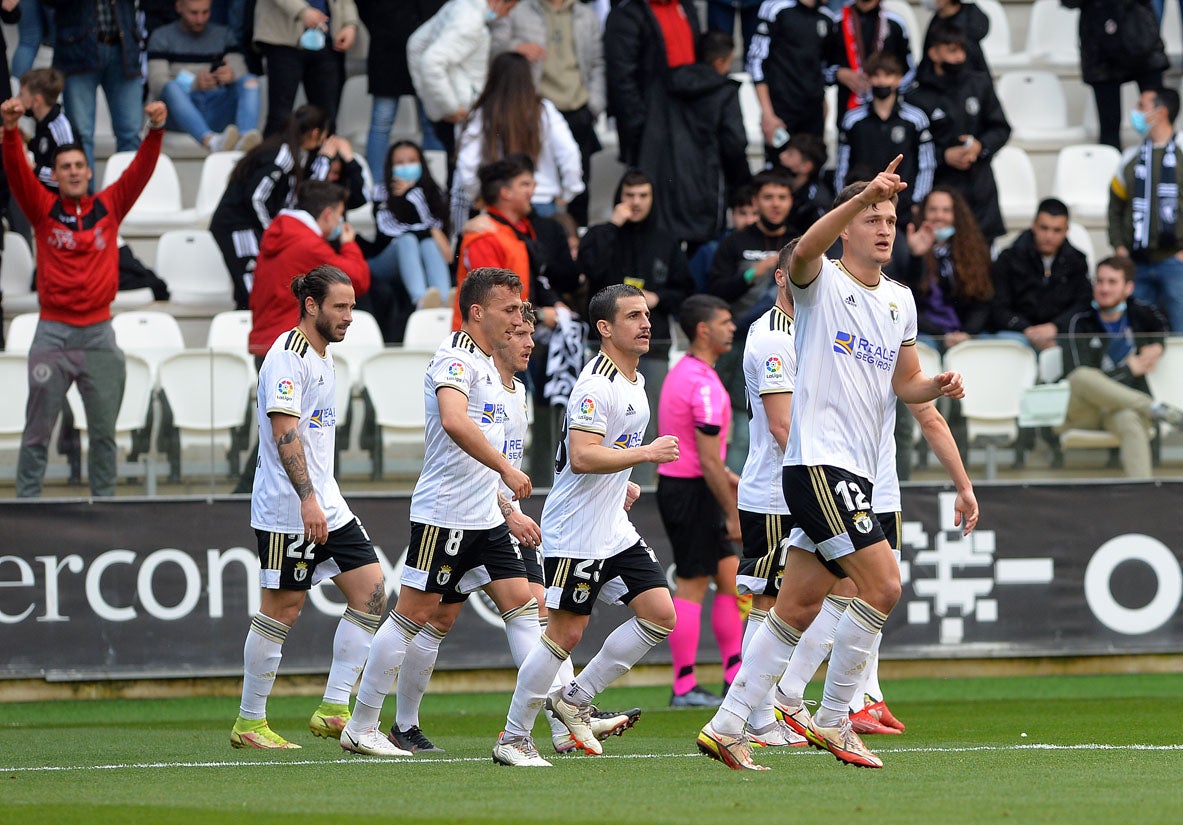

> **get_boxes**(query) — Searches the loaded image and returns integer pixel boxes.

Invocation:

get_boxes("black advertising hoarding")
[1,482,1181,681]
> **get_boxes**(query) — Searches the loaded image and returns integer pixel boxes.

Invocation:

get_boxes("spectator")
[1059,255,1183,477]
[407,0,521,167]
[1,97,168,498]
[992,198,1093,351]
[252,0,359,136]
[368,140,453,313]
[52,0,145,170]
[1108,87,1183,332]
[746,0,833,153]
[834,51,935,212]
[1062,0,1167,150]
[12,0,51,80]
[0,4,20,114]
[640,30,751,250]
[451,51,584,234]
[317,135,367,212]
[903,186,994,350]
[356,0,446,179]
[209,105,331,310]
[491,0,606,226]
[689,184,758,292]
[17,68,76,193]
[921,0,991,74]
[147,0,262,153]
[907,19,1011,243]
[604,0,701,167]
[773,132,832,231]
[707,0,762,56]
[826,0,914,118]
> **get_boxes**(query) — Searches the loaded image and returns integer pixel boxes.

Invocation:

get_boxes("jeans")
[12,0,53,79]
[160,76,260,144]
[63,42,143,170]
[261,43,343,136]
[365,96,443,178]
[367,234,451,304]
[1135,256,1183,333]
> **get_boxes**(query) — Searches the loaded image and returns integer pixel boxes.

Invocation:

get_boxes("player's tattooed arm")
[276,427,315,500]
[498,492,515,519]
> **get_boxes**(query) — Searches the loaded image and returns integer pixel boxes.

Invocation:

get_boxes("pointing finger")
[885,154,903,174]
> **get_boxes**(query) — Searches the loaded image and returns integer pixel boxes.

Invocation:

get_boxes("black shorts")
[782,464,885,562]
[401,521,526,595]
[656,475,737,579]
[877,511,901,551]
[255,517,376,591]
[544,540,670,617]
[736,510,794,597]
[438,534,545,604]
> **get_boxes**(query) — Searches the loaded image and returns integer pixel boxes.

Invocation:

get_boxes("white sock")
[239,613,290,719]
[863,632,885,703]
[502,598,541,667]
[395,622,447,730]
[741,608,767,656]
[710,610,801,736]
[777,595,848,706]
[505,634,569,738]
[348,610,422,732]
[740,609,776,730]
[322,608,380,705]
[571,618,671,698]
[545,620,577,739]
[848,632,884,712]
[816,599,888,727]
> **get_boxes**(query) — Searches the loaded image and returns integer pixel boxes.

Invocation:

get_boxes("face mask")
[941,61,963,79]
[870,85,894,100]
[934,225,955,243]
[299,27,326,51]
[393,163,422,185]
[760,215,790,232]
[1130,110,1152,136]
[487,9,499,21]
[1092,299,1127,314]
[327,221,343,242]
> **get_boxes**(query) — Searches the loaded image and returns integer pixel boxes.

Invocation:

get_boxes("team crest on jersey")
[889,302,900,323]
[765,355,784,375]
[891,126,905,144]
[966,97,980,116]
[276,378,294,397]
[817,19,828,37]
[853,511,875,534]
[437,565,453,586]
[294,561,308,582]
[572,582,591,604]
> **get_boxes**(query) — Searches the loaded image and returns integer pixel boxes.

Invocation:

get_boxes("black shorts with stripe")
[736,510,794,598]
[402,521,525,595]
[657,475,737,579]
[877,511,901,551]
[782,464,885,556]
[438,535,544,604]
[255,518,376,591]
[544,540,669,617]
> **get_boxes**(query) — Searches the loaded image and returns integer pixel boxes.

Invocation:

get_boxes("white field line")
[4,743,1183,774]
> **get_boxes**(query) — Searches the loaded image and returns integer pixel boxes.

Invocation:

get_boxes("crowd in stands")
[4,0,1183,493]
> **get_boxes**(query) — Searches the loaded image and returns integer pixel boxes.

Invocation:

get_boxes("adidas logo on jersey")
[625,404,637,415]
[845,294,858,307]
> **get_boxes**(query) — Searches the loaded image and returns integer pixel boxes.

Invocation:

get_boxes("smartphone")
[772,127,790,148]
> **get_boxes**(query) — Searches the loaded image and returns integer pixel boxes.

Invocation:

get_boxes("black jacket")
[1059,298,1168,394]
[707,223,793,323]
[356,0,445,98]
[1061,0,1167,85]
[748,0,832,136]
[991,230,1093,332]
[907,61,1011,240]
[825,3,913,116]
[922,3,991,74]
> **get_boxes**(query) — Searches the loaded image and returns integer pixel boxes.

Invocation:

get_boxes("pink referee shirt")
[656,353,730,478]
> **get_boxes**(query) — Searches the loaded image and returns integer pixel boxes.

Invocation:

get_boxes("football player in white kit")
[699,157,965,770]
[492,284,681,767]
[231,266,387,750]
[340,267,537,757]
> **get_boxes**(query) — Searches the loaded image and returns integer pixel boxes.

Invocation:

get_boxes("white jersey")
[786,258,917,481]
[251,328,352,533]
[737,305,796,515]
[410,330,506,530]
[541,353,648,560]
[497,376,530,512]
[874,393,902,514]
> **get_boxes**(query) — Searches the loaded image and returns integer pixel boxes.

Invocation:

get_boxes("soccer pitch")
[3,673,1182,825]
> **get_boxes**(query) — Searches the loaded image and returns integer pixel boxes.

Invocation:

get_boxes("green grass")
[2,674,1182,824]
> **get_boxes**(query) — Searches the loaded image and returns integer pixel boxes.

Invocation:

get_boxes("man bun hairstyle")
[291,265,353,317]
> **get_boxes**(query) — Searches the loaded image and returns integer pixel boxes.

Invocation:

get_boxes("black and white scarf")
[1132,137,1178,253]
[544,307,588,409]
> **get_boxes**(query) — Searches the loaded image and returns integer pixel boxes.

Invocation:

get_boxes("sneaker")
[747,719,807,748]
[552,732,579,754]
[389,724,445,753]
[340,725,413,757]
[669,685,723,708]
[850,705,901,735]
[773,696,825,749]
[230,717,301,750]
[237,129,262,153]
[544,691,602,755]
[590,706,641,740]
[208,125,239,153]
[493,731,553,767]
[866,699,906,732]
[417,287,443,310]
[308,702,350,739]
[810,716,883,769]
[696,722,768,771]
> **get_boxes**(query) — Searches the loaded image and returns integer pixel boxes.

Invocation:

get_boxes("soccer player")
[697,157,964,770]
[658,295,743,709]
[339,267,536,757]
[231,265,387,750]
[390,305,641,755]
[492,284,681,767]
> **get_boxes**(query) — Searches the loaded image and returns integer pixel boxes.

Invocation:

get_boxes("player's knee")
[862,579,901,614]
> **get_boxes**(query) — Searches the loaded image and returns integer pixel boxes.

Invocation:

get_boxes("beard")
[315,313,345,344]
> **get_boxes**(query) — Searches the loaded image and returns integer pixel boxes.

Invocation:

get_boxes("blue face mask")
[934,225,956,243]
[487,10,498,21]
[393,163,422,185]
[1092,299,1127,314]
[299,27,326,51]
[1130,110,1151,136]
[327,221,343,242]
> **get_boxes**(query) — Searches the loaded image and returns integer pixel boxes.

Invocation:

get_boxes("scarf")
[544,306,588,408]
[1132,136,1178,253]
[841,6,889,110]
